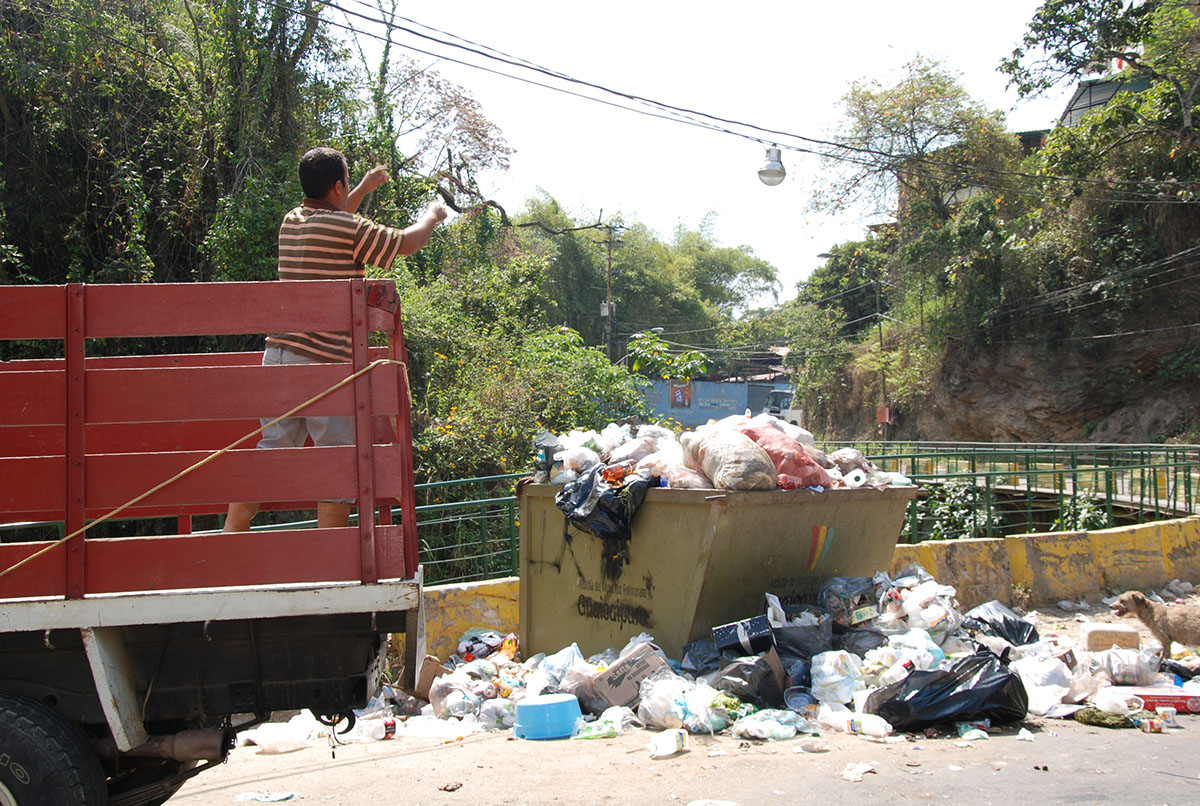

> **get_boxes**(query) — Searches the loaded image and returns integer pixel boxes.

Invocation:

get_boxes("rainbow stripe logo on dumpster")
[808,525,834,571]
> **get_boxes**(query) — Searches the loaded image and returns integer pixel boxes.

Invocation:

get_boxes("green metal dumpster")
[518,484,920,659]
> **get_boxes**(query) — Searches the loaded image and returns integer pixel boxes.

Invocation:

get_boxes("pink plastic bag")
[733,423,833,489]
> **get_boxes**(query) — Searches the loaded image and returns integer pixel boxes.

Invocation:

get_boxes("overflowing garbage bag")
[534,414,912,493]
[816,577,876,626]
[766,593,833,664]
[833,623,888,656]
[962,600,1040,646]
[712,654,785,709]
[555,465,651,543]
[864,649,1029,731]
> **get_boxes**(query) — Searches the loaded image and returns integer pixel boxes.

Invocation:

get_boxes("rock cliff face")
[902,341,1199,443]
[816,337,1199,444]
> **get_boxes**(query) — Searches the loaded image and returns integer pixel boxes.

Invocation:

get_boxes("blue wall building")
[641,379,790,429]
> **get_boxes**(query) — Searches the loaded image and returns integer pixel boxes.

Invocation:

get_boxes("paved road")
[172,715,1199,805]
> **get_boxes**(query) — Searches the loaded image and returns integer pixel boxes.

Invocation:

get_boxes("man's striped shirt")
[265,199,405,361]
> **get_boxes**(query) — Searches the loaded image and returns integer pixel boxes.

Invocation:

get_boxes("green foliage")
[201,169,296,282]
[913,481,999,540]
[1157,344,1200,383]
[799,239,891,337]
[816,56,1024,225]
[390,240,649,481]
[1002,0,1200,139]
[780,300,853,424]
[626,331,708,381]
[1051,488,1110,532]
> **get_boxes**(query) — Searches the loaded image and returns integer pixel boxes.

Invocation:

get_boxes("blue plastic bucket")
[513,693,582,740]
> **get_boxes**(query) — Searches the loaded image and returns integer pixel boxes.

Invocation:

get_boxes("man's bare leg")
[317,501,353,528]
[224,502,260,532]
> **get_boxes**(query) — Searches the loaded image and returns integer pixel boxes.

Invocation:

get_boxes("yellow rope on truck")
[0,358,409,583]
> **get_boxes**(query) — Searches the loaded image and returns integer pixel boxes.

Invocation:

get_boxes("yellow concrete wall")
[420,576,520,661]
[418,518,1200,660]
[1161,518,1200,582]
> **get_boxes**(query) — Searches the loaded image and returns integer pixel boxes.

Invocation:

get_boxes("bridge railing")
[825,441,1200,543]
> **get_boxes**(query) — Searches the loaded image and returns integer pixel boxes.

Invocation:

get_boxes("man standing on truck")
[224,147,448,532]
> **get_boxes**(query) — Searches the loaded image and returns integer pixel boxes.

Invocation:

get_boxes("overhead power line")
[319,0,1200,205]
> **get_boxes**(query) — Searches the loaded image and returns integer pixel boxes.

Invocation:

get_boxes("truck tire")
[0,691,106,806]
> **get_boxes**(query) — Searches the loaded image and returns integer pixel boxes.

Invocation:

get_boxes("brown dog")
[1112,590,1200,655]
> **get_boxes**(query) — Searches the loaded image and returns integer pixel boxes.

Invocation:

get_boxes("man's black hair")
[299,147,347,199]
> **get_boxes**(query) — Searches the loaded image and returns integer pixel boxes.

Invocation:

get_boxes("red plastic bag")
[734,423,833,489]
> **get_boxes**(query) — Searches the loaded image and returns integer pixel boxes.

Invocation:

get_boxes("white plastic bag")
[1092,687,1145,716]
[1087,648,1160,686]
[680,429,776,491]
[810,650,866,704]
[1011,656,1072,716]
[478,698,517,730]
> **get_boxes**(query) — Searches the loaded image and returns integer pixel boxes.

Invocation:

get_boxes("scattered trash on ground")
[234,794,301,803]
[229,416,1200,774]
[840,762,877,782]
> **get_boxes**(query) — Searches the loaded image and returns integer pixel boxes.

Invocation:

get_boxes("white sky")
[342,1,1074,308]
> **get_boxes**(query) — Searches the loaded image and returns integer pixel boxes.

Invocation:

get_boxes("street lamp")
[758,147,786,186]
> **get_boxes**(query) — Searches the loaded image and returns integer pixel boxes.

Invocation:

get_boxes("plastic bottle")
[843,713,892,738]
[342,716,396,741]
[878,659,915,687]
[601,460,637,484]
[647,728,689,757]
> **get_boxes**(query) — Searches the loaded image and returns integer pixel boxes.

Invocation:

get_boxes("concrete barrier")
[416,516,1200,661]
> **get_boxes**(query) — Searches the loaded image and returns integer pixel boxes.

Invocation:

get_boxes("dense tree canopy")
[814,56,1024,229]
[1001,0,1200,139]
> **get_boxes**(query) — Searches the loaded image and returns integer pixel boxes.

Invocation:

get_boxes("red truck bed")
[0,279,426,806]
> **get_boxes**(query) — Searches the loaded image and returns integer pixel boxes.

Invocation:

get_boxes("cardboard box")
[1126,687,1200,714]
[592,643,669,709]
[415,655,450,702]
[712,614,775,656]
[762,646,787,693]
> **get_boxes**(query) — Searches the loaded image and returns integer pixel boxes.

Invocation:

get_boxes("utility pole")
[599,223,624,361]
[876,269,889,439]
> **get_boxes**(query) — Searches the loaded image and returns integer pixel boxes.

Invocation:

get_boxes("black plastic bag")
[864,649,1028,731]
[772,605,833,664]
[784,658,811,688]
[832,623,888,656]
[712,654,785,709]
[962,600,1039,646]
[681,638,723,675]
[1161,658,1200,682]
[532,431,563,480]
[816,576,875,624]
[555,466,650,542]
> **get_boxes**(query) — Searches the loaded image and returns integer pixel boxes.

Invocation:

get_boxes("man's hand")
[343,165,390,214]
[359,165,390,194]
[424,202,450,222]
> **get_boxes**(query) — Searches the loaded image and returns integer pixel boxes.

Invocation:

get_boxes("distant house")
[1058,75,1154,126]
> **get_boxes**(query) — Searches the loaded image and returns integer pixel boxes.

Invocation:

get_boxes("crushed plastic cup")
[647,728,689,758]
[1157,706,1179,727]
[795,737,830,753]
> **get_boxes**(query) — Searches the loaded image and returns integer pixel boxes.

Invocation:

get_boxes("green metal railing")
[407,473,524,585]
[824,441,1200,544]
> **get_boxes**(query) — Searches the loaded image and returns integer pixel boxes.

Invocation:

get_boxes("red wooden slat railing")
[0,280,418,597]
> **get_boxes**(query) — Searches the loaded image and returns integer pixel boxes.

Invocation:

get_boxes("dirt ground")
[170,591,1200,805]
